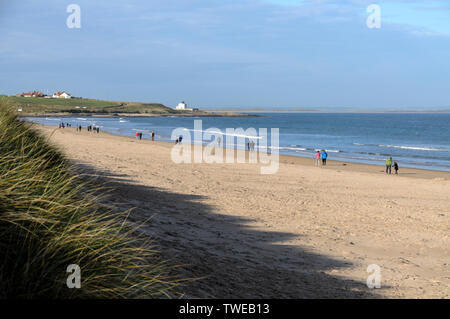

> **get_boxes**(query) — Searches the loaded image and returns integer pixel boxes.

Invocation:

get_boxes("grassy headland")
[3,96,254,117]
[4,96,176,115]
[0,101,176,298]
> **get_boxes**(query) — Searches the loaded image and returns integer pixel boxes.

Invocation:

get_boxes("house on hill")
[52,91,72,99]
[16,91,45,97]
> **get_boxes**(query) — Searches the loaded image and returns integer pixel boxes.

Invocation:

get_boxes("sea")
[24,113,450,172]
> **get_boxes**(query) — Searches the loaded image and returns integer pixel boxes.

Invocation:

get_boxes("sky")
[0,0,449,110]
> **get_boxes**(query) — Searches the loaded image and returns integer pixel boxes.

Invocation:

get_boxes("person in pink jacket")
[315,151,321,166]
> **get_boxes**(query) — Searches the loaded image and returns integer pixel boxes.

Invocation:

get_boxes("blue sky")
[0,0,449,110]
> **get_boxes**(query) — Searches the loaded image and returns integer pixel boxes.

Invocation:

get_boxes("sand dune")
[37,125,450,298]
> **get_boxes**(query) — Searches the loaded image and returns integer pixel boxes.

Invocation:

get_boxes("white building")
[175,101,196,111]
[176,101,188,110]
[52,91,72,99]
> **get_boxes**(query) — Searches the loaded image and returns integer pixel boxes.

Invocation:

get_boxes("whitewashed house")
[52,91,72,99]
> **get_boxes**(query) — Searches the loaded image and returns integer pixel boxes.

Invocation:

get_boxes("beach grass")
[0,101,176,298]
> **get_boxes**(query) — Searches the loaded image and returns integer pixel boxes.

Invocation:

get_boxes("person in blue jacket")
[321,150,328,166]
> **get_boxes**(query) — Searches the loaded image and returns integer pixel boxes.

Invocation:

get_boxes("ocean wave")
[379,144,450,152]
[353,142,450,153]
[281,147,307,151]
[184,128,263,140]
[267,146,307,151]
[313,149,341,153]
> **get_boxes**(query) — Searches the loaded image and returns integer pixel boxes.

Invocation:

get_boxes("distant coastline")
[206,109,450,114]
[20,112,259,118]
[1,96,258,118]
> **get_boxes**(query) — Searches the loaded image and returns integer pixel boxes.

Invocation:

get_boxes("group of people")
[58,122,72,129]
[314,150,399,174]
[385,157,399,175]
[60,122,100,133]
[315,150,328,166]
[57,121,401,177]
[87,125,100,133]
[135,131,156,141]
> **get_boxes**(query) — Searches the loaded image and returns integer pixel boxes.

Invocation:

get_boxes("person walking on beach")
[217,136,222,147]
[151,131,155,141]
[315,151,321,166]
[321,150,328,166]
[393,161,399,175]
[136,132,139,140]
[386,157,393,174]
[139,132,143,140]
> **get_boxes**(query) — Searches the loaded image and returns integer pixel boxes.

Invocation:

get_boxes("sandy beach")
[36,124,450,298]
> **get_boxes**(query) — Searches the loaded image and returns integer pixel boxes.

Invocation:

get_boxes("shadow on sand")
[74,163,382,299]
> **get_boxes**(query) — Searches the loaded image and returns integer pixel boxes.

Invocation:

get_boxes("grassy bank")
[2,96,256,117]
[0,102,175,298]
[3,96,177,115]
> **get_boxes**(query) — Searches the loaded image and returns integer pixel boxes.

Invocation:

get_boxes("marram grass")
[0,101,176,298]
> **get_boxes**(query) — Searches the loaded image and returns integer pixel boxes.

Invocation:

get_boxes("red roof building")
[16,91,45,97]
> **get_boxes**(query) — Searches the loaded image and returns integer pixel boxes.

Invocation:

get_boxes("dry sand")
[36,125,449,298]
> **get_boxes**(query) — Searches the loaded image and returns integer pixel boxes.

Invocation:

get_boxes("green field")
[3,96,178,115]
